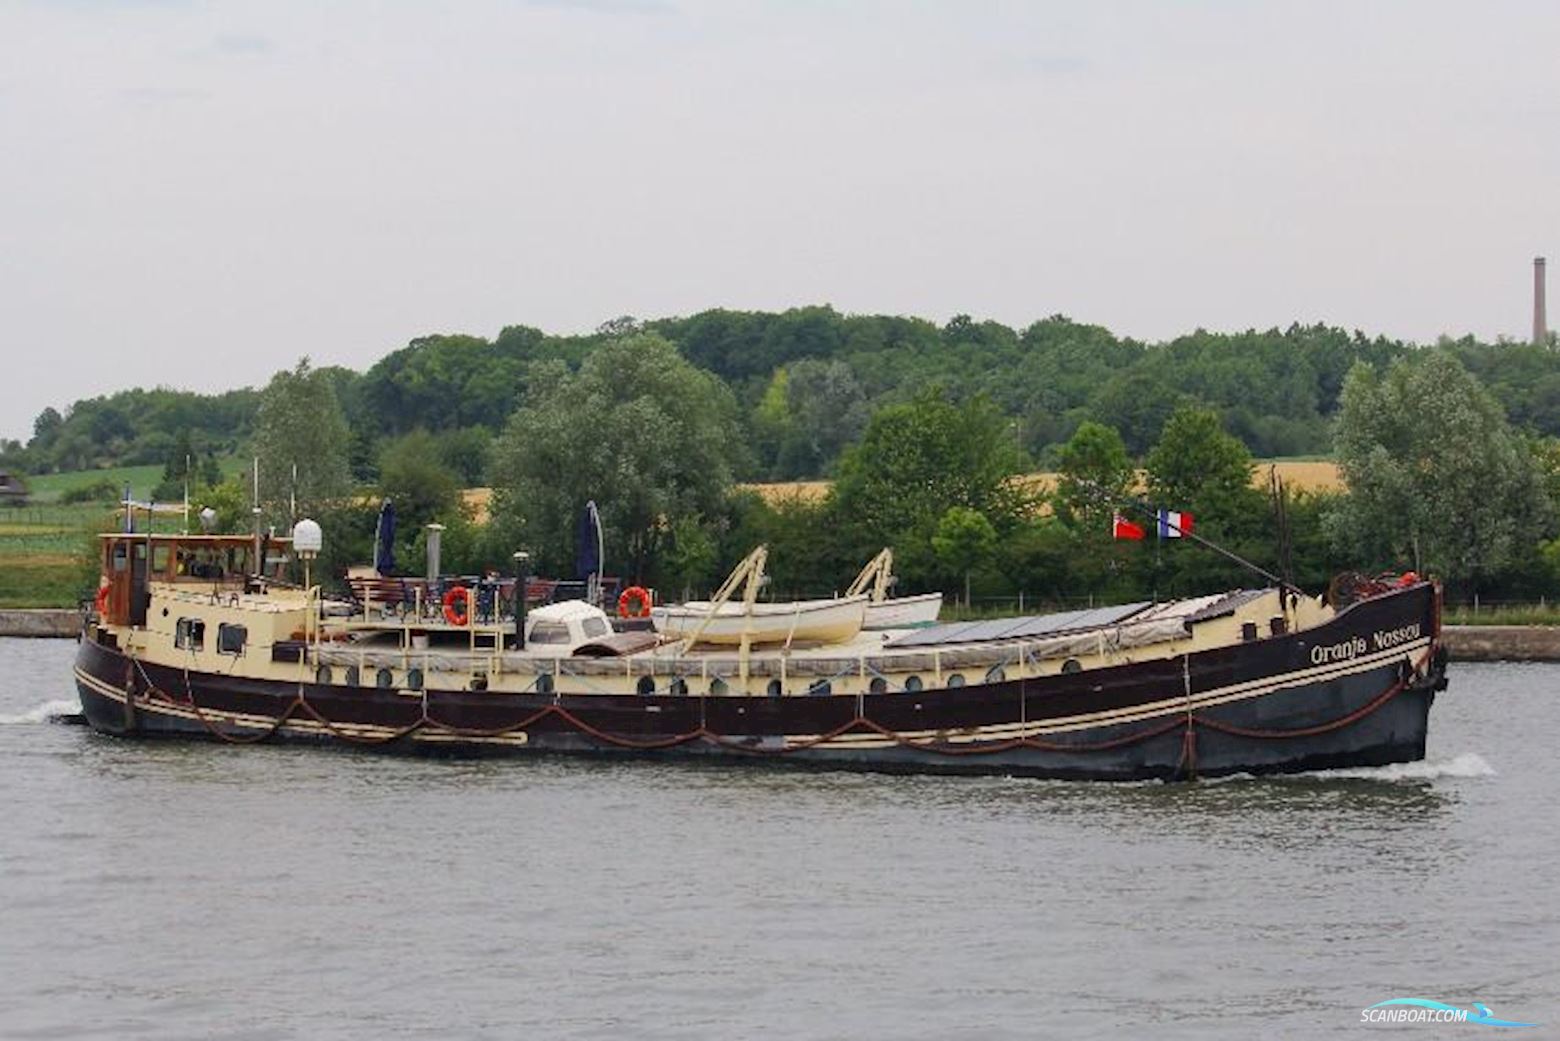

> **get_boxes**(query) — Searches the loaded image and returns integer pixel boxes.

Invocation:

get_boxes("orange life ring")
[443,585,471,626]
[618,585,653,619]
[93,583,109,617]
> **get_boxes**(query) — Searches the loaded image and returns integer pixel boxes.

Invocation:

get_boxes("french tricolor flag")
[1157,510,1193,539]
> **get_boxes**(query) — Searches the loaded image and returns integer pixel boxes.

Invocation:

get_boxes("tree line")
[4,308,1558,604]
[9,308,1560,485]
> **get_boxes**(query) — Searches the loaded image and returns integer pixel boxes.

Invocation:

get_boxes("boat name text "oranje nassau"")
[1310,623,1422,665]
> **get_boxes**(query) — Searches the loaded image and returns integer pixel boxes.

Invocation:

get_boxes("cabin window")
[766,679,783,697]
[376,668,395,689]
[985,665,1006,684]
[709,677,729,696]
[869,677,888,695]
[536,673,555,695]
[669,677,688,696]
[112,543,128,573]
[581,617,610,639]
[1241,621,1259,642]
[947,673,966,688]
[529,622,571,644]
[217,623,247,655]
[807,679,832,696]
[408,668,424,691]
[152,546,171,574]
[636,676,656,695]
[316,665,333,685]
[1061,658,1082,674]
[1270,616,1288,636]
[175,618,205,651]
[344,665,361,687]
[904,675,924,693]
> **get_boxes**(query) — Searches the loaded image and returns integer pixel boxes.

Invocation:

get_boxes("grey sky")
[2,0,1556,440]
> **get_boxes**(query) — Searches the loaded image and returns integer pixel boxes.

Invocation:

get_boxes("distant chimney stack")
[1537,257,1549,346]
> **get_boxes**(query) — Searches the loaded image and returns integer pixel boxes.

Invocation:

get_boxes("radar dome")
[292,518,323,555]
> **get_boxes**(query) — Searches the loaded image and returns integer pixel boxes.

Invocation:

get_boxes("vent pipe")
[1536,256,1549,346]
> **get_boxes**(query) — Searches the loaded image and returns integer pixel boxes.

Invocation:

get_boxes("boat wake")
[0,699,83,726]
[1306,751,1496,782]
[1201,752,1496,785]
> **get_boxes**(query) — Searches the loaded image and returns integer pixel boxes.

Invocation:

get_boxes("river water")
[0,637,1554,1040]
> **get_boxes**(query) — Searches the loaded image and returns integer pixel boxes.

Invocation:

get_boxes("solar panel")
[884,601,1153,648]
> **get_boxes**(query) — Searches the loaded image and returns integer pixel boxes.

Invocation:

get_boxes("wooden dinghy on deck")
[849,549,943,629]
[650,547,869,646]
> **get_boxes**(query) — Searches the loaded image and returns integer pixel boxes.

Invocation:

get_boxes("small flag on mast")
[1157,510,1193,539]
[1112,513,1146,541]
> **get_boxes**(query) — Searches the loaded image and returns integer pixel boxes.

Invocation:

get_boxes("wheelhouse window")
[529,621,571,644]
[175,618,205,651]
[580,617,610,639]
[217,623,247,655]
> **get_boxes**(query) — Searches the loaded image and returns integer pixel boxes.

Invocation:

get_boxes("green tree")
[1145,405,1263,530]
[1143,405,1268,594]
[1328,353,1552,593]
[833,389,1027,571]
[251,358,353,523]
[932,506,997,607]
[378,430,462,531]
[1053,421,1135,530]
[487,334,742,583]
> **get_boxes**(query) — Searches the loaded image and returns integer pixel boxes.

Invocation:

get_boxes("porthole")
[709,677,729,696]
[344,665,361,688]
[536,673,555,695]
[636,676,656,696]
[766,679,783,698]
[1061,658,1082,674]
[985,665,1006,684]
[408,668,424,691]
[375,667,395,689]
[315,664,333,685]
[947,673,966,688]
[807,679,832,696]
[904,675,923,693]
[869,677,888,695]
[670,677,688,696]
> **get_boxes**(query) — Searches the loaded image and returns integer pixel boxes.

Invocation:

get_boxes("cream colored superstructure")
[117,575,1333,702]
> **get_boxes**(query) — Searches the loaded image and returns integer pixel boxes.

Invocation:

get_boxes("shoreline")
[1,609,1557,662]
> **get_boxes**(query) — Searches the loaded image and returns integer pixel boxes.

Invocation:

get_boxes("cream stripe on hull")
[75,634,1429,752]
[806,637,1432,749]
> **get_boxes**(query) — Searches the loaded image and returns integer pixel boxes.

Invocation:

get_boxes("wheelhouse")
[97,533,292,628]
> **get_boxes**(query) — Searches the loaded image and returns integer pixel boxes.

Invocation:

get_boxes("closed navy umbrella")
[374,499,397,576]
[576,500,603,603]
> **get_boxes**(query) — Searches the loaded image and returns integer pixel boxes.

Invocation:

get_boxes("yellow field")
[740,460,1344,506]
[460,461,1343,517]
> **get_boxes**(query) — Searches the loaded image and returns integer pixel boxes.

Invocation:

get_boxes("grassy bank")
[0,505,108,608]
[24,465,164,504]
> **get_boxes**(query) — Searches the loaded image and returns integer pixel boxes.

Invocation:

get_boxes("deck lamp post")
[513,551,530,650]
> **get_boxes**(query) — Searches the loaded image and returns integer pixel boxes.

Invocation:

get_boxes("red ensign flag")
[1112,513,1146,541]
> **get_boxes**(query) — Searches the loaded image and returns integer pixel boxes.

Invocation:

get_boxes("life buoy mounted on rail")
[93,581,109,618]
[443,585,471,627]
[618,585,653,619]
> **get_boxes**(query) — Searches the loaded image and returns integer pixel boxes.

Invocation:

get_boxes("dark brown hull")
[74,585,1446,781]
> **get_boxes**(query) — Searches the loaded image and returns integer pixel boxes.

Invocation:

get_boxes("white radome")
[292,518,323,555]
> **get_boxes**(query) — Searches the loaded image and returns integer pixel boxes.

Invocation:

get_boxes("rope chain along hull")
[72,585,1446,782]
